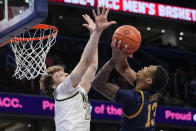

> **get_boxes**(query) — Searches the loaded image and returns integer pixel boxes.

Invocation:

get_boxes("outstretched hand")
[82,14,95,35]
[92,6,116,33]
[111,39,132,63]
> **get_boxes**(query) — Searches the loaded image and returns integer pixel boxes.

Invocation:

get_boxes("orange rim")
[0,41,9,47]
[1,24,58,44]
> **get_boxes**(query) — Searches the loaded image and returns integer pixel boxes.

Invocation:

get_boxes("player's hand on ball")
[111,39,129,63]
[92,6,116,32]
[82,14,95,35]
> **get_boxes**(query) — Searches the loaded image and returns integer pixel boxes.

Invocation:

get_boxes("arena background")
[0,0,196,130]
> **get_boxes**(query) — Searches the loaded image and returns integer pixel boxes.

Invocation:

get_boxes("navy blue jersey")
[115,89,158,131]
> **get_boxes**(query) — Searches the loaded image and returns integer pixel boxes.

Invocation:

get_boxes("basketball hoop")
[7,24,58,80]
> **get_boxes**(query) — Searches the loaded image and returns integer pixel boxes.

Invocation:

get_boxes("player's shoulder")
[54,76,80,100]
[142,90,157,98]
[140,90,158,105]
[115,89,142,103]
[117,88,141,96]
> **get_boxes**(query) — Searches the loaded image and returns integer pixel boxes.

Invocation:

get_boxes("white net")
[9,24,57,80]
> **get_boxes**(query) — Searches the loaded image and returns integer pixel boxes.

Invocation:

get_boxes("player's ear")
[52,84,57,89]
[145,78,152,85]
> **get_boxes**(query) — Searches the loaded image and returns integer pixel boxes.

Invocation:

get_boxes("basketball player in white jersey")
[39,6,116,131]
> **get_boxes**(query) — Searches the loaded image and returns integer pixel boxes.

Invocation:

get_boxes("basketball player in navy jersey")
[92,39,168,131]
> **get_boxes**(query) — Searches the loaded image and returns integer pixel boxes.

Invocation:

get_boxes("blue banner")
[0,92,196,127]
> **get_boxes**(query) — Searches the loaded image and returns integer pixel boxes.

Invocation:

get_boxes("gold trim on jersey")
[123,90,144,119]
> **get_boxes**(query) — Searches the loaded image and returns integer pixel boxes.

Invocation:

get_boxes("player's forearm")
[80,65,97,93]
[80,37,98,93]
[88,43,98,67]
[116,66,136,80]
[115,59,130,73]
[92,59,116,92]
[115,59,137,86]
[90,31,93,36]
[70,30,101,87]
[80,30,101,64]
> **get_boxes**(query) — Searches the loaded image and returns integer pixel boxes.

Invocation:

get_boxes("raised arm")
[79,64,97,94]
[70,28,100,87]
[115,58,137,86]
[92,59,119,101]
[80,14,97,93]
[70,7,116,87]
[92,39,128,101]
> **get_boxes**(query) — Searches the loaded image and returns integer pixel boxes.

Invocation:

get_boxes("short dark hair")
[150,65,168,92]
[39,66,64,97]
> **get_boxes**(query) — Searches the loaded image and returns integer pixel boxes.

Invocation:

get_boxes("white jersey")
[54,75,91,131]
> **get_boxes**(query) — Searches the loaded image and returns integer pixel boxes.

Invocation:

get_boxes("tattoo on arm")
[93,59,116,84]
[116,59,129,71]
[92,59,119,101]
[99,83,119,101]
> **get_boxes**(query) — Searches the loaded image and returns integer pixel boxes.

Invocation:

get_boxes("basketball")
[112,25,141,54]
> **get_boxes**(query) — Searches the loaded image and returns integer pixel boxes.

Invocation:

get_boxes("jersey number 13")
[145,102,157,128]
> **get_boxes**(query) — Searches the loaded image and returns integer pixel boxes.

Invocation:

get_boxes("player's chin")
[58,77,66,84]
[136,73,139,78]
[136,71,141,76]
[136,72,142,79]
[64,73,68,77]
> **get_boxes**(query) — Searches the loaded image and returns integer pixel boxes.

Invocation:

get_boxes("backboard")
[0,0,48,47]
